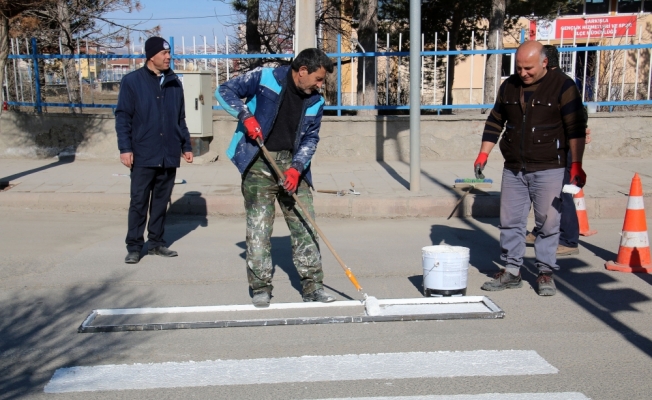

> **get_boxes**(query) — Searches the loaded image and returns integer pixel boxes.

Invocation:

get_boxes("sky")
[103,0,237,47]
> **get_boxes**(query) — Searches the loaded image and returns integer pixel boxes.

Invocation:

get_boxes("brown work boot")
[536,273,557,296]
[525,232,536,246]
[557,245,579,256]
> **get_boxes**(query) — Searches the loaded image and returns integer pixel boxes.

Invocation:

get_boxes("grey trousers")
[500,167,564,275]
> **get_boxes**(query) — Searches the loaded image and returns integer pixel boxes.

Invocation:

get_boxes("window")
[586,0,610,14]
[501,53,514,77]
[618,0,644,13]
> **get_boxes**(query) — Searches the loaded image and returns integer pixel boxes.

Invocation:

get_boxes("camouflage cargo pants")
[242,151,323,296]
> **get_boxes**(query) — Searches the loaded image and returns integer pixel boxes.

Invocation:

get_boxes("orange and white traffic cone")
[605,173,651,273]
[574,188,597,236]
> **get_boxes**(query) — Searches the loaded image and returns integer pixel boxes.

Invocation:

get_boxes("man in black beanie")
[115,36,193,264]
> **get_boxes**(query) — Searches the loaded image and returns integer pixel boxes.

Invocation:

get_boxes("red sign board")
[557,16,637,39]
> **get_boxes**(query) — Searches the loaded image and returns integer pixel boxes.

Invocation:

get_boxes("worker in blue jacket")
[116,37,193,264]
[216,48,335,307]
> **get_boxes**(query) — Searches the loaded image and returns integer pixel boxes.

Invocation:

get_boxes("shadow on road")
[0,277,154,399]
[165,191,208,247]
[0,155,75,186]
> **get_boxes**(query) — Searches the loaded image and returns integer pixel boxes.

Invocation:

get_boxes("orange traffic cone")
[605,173,651,273]
[574,188,597,236]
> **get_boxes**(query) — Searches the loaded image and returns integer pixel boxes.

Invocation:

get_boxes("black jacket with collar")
[115,66,192,168]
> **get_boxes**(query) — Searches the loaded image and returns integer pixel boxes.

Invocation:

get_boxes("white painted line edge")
[44,350,557,393]
[314,393,590,400]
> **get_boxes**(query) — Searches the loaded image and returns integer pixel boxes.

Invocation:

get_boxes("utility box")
[177,70,213,156]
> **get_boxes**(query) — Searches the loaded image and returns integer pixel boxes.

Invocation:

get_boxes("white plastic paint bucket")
[422,245,470,296]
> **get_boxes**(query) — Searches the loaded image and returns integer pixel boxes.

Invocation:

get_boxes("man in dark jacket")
[215,48,334,307]
[474,41,587,296]
[115,37,193,264]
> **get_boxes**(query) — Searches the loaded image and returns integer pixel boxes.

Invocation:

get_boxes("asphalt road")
[1,208,651,399]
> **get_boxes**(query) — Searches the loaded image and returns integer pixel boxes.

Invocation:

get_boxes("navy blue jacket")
[115,66,192,168]
[215,65,324,186]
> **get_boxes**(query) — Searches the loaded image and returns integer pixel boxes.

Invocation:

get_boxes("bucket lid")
[422,245,470,256]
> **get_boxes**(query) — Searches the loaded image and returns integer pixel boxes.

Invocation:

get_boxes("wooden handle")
[256,139,363,292]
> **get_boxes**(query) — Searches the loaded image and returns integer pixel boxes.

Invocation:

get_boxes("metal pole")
[608,31,615,101]
[582,30,591,102]
[182,36,186,70]
[204,36,208,70]
[25,38,34,103]
[86,39,93,104]
[337,34,342,116]
[11,39,21,103]
[635,27,642,100]
[493,34,498,103]
[470,31,474,104]
[169,37,175,70]
[386,33,389,105]
[433,32,437,104]
[421,33,424,96]
[445,32,449,106]
[215,36,219,86]
[398,33,402,104]
[620,28,628,102]
[226,37,230,80]
[77,37,83,110]
[31,38,42,114]
[409,0,421,192]
[481,31,486,106]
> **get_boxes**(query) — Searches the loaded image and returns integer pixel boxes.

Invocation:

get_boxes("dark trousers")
[126,166,176,252]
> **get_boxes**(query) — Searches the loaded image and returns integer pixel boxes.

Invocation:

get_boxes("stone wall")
[2,110,651,161]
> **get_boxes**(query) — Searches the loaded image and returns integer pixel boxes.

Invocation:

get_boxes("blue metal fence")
[5,35,652,115]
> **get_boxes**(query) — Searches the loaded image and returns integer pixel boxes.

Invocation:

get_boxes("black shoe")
[302,289,336,303]
[148,246,178,257]
[252,290,271,308]
[536,273,557,296]
[481,270,523,291]
[125,251,140,264]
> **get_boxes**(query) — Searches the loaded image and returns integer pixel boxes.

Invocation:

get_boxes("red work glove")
[243,116,263,141]
[474,152,489,179]
[283,168,300,194]
[569,162,586,188]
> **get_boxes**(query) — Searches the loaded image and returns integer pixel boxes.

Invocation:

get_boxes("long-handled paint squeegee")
[256,139,381,316]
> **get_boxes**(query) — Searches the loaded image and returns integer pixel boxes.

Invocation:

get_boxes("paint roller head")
[364,295,380,316]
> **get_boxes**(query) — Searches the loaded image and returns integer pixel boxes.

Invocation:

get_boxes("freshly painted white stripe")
[95,296,494,316]
[620,231,650,247]
[573,197,586,211]
[315,393,589,400]
[626,196,645,210]
[44,350,557,393]
[315,393,588,400]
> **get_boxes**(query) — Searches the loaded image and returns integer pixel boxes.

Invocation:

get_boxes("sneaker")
[481,270,523,291]
[252,290,271,308]
[124,251,140,264]
[525,232,536,245]
[148,246,178,257]
[536,273,557,296]
[557,245,579,256]
[302,289,336,303]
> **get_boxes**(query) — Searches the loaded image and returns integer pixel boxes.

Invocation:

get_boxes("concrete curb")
[0,191,637,219]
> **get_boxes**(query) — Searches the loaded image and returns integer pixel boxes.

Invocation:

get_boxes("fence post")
[31,38,42,114]
[337,34,342,117]
[169,36,175,70]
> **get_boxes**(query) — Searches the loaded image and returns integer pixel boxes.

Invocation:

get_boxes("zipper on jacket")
[520,113,527,171]
[293,99,310,154]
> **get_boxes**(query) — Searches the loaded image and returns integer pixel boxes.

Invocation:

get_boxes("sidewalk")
[0,156,650,218]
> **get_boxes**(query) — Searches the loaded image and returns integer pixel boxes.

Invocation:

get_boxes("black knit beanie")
[145,37,170,60]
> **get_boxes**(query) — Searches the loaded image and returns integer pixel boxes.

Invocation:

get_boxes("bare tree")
[482,0,505,111]
[356,0,377,115]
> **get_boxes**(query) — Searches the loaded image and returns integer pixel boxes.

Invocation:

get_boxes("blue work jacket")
[215,65,325,186]
[115,66,192,168]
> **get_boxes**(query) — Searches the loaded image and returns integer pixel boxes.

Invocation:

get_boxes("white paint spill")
[45,350,557,393]
[315,394,589,400]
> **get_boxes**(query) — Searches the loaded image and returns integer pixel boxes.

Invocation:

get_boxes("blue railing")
[6,36,652,114]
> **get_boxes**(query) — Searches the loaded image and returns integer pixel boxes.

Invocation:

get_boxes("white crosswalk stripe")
[45,350,557,393]
[314,395,589,400]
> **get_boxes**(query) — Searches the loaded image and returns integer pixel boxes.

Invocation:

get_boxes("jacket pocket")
[532,122,561,144]
[528,122,562,163]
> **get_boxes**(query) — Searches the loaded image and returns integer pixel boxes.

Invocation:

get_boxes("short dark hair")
[291,48,334,74]
[543,45,560,69]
